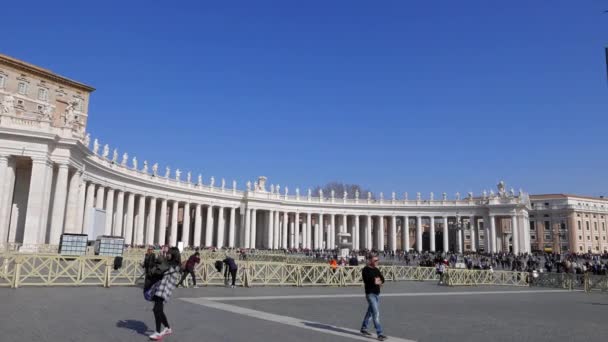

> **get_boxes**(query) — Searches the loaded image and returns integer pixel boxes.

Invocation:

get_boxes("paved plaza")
[2,282,607,342]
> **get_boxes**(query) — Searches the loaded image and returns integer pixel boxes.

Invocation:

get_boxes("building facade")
[0,54,549,254]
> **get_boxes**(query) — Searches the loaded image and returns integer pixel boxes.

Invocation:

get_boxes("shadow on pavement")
[303,322,362,337]
[116,319,151,336]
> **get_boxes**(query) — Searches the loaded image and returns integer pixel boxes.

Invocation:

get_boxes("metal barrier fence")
[5,253,582,289]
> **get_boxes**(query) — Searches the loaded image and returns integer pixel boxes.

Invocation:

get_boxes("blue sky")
[3,0,607,196]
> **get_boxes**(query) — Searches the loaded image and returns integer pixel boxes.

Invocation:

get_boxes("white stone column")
[104,188,115,236]
[390,215,397,252]
[378,216,385,251]
[443,216,449,252]
[268,210,274,249]
[64,169,80,234]
[403,216,410,252]
[243,207,250,248]
[182,202,191,246]
[354,215,360,250]
[429,216,435,252]
[416,216,422,252]
[0,157,16,243]
[147,197,157,245]
[489,215,496,253]
[38,161,54,244]
[274,211,280,249]
[306,213,312,249]
[294,212,300,248]
[135,194,146,245]
[170,201,178,247]
[512,214,519,254]
[114,191,124,237]
[250,208,257,249]
[228,207,236,248]
[216,206,224,248]
[158,199,168,245]
[366,215,372,250]
[95,186,105,209]
[74,175,86,234]
[49,164,69,245]
[193,204,202,247]
[457,225,463,254]
[23,158,53,246]
[205,205,214,247]
[82,182,96,235]
[282,211,288,248]
[470,216,477,252]
[0,155,9,244]
[124,193,135,245]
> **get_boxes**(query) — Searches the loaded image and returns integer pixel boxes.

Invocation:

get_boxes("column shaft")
[124,193,135,245]
[83,183,95,235]
[489,215,497,253]
[193,204,202,247]
[282,212,288,248]
[135,195,145,245]
[216,206,224,248]
[104,188,115,236]
[470,216,476,252]
[23,159,52,246]
[50,164,70,244]
[205,205,214,247]
[250,209,257,248]
[228,207,236,248]
[390,216,397,252]
[366,215,372,250]
[243,207,250,248]
[512,215,519,254]
[443,216,449,252]
[416,216,422,252]
[114,191,124,237]
[64,169,80,234]
[429,216,435,252]
[182,202,191,246]
[403,216,410,252]
[158,199,168,245]
[147,198,157,245]
[294,212,300,248]
[268,210,274,249]
[170,201,178,246]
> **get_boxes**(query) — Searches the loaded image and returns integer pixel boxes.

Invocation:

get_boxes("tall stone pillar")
[74,173,86,234]
[366,215,372,250]
[243,207,250,248]
[104,188,114,236]
[416,216,422,252]
[378,216,385,251]
[268,210,274,249]
[250,208,257,249]
[50,164,70,245]
[135,195,146,245]
[354,215,360,250]
[147,197,157,245]
[170,201,178,247]
[306,213,312,249]
[429,216,435,252]
[114,191,124,237]
[182,202,190,246]
[294,212,300,248]
[457,228,463,253]
[274,211,280,249]
[228,207,236,248]
[124,193,135,245]
[64,169,80,234]
[443,216,449,252]
[512,215,519,254]
[489,215,496,253]
[23,158,53,246]
[330,214,336,249]
[193,204,202,247]
[95,186,105,209]
[83,182,96,235]
[0,155,9,244]
[38,159,55,244]
[403,216,410,252]
[205,205,214,247]
[216,206,224,248]
[317,214,323,249]
[282,211,288,249]
[470,216,477,252]
[389,216,397,252]
[158,199,168,245]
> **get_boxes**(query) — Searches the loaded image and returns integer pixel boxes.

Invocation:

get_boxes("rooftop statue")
[121,152,128,166]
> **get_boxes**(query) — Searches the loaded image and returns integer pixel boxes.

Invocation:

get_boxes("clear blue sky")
[3,0,607,197]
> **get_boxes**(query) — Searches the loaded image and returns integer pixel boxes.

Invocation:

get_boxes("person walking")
[223,256,238,288]
[360,254,388,341]
[148,247,181,341]
[177,251,200,288]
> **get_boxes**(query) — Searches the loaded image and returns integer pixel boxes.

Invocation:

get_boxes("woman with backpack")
[144,247,181,341]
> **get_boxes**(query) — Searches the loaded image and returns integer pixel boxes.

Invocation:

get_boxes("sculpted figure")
[152,163,158,176]
[1,94,15,115]
[197,174,202,185]
[210,176,215,187]
[355,190,359,199]
[84,133,90,148]
[489,190,495,198]
[404,192,408,200]
[368,192,372,200]
[509,188,515,197]
[187,172,192,184]
[93,139,100,154]
[416,192,421,201]
[391,192,396,201]
[482,190,487,199]
[165,166,170,178]
[221,178,225,189]
[253,181,258,191]
[344,190,348,200]
[232,180,236,190]
[270,184,275,193]
[331,189,335,198]
[380,192,384,201]
[121,152,128,166]
[308,188,312,198]
[285,186,289,196]
[497,180,506,195]
[175,169,181,181]
[430,192,434,201]
[456,192,461,200]
[442,192,447,201]
[112,149,118,163]
[42,104,54,120]
[132,157,138,170]
[276,185,281,195]
[102,144,109,159]
[296,188,300,198]
[142,161,148,173]
[318,189,323,198]
[468,192,473,199]
[246,181,251,191]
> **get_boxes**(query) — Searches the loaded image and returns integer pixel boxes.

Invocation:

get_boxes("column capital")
[0,154,9,163]
[56,162,69,169]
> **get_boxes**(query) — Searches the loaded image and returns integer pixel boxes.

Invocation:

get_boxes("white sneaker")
[149,332,162,340]
[161,327,172,336]
[231,285,235,288]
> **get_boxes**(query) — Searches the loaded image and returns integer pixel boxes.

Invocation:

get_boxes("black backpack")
[214,260,223,273]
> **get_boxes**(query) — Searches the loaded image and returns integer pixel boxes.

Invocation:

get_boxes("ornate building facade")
[0,54,549,254]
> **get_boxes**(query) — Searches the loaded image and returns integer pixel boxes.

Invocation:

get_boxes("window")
[38,88,48,101]
[595,236,599,241]
[587,236,591,241]
[544,214,549,217]
[604,237,606,241]
[18,82,27,95]
[561,222,566,230]
[37,105,43,112]
[465,235,470,239]
[545,235,551,240]
[531,235,536,240]
[530,222,536,231]
[578,221,581,230]
[579,246,583,251]
[603,222,605,231]
[586,222,590,230]
[594,222,598,231]
[545,202,549,206]
[544,221,550,231]
[0,75,5,88]
[579,235,582,240]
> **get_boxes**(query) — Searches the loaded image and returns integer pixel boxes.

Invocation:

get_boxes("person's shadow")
[116,320,151,336]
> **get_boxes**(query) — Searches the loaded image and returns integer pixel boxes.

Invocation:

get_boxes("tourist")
[149,247,181,341]
[177,251,200,288]
[142,247,157,289]
[223,255,238,288]
[360,254,388,341]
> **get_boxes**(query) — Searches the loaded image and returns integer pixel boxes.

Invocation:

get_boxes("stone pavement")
[1,282,607,342]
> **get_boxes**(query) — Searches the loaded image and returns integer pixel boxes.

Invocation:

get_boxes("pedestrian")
[223,256,238,288]
[177,251,200,288]
[360,254,388,341]
[148,247,181,341]
[142,247,157,289]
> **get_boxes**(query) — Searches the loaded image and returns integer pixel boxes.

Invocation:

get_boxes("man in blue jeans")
[360,254,387,341]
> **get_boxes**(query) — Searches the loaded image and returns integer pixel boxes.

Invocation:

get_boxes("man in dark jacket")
[223,256,238,288]
[360,254,387,341]
[178,252,200,288]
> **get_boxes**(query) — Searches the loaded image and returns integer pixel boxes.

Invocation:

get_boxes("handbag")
[143,280,160,301]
